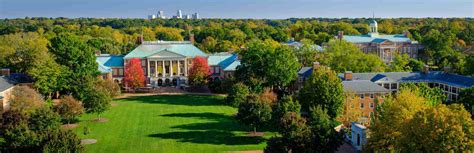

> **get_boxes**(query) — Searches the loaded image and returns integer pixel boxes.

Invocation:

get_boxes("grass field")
[73,95,272,153]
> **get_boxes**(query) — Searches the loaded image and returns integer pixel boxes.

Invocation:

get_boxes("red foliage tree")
[188,56,211,87]
[124,58,145,90]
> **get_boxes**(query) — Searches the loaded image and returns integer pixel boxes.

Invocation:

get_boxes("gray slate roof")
[342,80,390,93]
[337,71,474,88]
[0,76,15,92]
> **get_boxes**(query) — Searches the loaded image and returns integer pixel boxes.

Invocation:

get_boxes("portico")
[146,57,191,87]
[124,41,206,87]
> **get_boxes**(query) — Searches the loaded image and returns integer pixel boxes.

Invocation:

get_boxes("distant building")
[284,39,323,51]
[148,14,156,20]
[336,19,423,63]
[184,14,191,19]
[192,13,200,19]
[177,10,182,19]
[158,10,165,19]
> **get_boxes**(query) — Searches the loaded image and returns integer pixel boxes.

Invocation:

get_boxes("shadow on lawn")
[163,113,246,132]
[151,112,265,145]
[148,130,265,145]
[122,95,227,106]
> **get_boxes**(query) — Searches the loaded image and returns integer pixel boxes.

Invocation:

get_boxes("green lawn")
[73,95,272,153]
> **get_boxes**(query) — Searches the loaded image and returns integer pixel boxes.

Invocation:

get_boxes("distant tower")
[369,13,378,37]
[192,13,200,19]
[148,14,156,20]
[158,10,165,19]
[177,10,182,19]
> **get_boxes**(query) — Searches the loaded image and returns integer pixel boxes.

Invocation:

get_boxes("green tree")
[307,106,344,152]
[400,104,473,152]
[83,88,111,118]
[294,39,319,66]
[154,26,184,41]
[272,95,301,127]
[323,39,385,72]
[456,87,474,117]
[237,40,300,90]
[465,53,474,76]
[226,82,250,107]
[265,112,311,153]
[298,67,344,118]
[49,32,99,101]
[366,86,473,152]
[0,32,49,73]
[236,94,273,134]
[28,53,66,97]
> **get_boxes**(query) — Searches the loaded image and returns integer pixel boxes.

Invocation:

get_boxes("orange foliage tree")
[188,56,211,87]
[123,58,145,90]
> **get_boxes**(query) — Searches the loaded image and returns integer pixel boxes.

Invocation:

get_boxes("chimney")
[443,66,450,74]
[1,68,10,77]
[337,31,344,40]
[137,35,144,44]
[189,33,195,44]
[312,62,320,70]
[344,71,353,81]
[403,30,409,37]
[423,65,429,74]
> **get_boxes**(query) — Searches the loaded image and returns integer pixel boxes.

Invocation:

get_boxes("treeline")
[1,17,473,75]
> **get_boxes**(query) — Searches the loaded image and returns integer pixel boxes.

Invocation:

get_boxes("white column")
[155,60,158,77]
[170,60,173,77]
[162,60,165,77]
[147,59,150,77]
[184,58,188,77]
[177,60,181,76]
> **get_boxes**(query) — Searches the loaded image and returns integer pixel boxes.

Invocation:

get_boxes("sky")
[0,0,473,19]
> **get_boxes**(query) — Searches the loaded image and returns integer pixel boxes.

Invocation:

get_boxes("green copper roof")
[124,41,206,59]
[343,34,412,43]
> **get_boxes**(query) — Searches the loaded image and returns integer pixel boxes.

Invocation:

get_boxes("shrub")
[42,129,83,153]
[96,79,121,98]
[236,94,273,133]
[9,86,44,112]
[226,82,249,107]
[83,88,111,117]
[54,95,84,124]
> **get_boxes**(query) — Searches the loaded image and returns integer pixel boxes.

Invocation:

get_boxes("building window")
[118,68,124,76]
[370,94,374,99]
[359,94,365,99]
[210,67,214,74]
[383,83,390,89]
[391,83,397,90]
[370,103,374,109]
[360,103,364,109]
[113,69,118,76]
[357,134,361,146]
[141,59,146,66]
